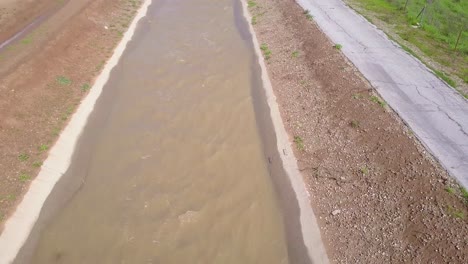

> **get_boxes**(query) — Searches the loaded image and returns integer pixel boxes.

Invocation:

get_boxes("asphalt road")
[297,0,468,188]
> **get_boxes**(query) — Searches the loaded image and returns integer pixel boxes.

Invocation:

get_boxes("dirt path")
[0,0,60,45]
[0,0,143,229]
[248,0,467,263]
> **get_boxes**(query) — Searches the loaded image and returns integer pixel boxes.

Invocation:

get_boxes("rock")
[332,209,341,216]
[178,210,199,225]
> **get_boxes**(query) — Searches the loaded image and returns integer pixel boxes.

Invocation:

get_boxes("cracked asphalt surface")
[297,0,468,188]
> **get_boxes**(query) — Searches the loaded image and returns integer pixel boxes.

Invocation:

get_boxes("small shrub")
[350,120,360,128]
[447,205,465,219]
[56,76,72,86]
[19,173,31,182]
[18,153,29,162]
[81,83,90,91]
[333,44,343,50]
[38,144,49,152]
[260,44,272,60]
[251,16,257,25]
[248,0,256,8]
[303,10,313,20]
[370,95,387,108]
[32,161,43,168]
[433,70,456,88]
[460,187,468,203]
[293,136,305,151]
[360,166,369,175]
[445,186,455,194]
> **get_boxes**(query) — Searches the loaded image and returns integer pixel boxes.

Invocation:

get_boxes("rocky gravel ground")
[248,0,468,263]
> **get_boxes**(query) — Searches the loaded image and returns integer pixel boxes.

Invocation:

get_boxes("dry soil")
[0,0,143,230]
[248,0,468,263]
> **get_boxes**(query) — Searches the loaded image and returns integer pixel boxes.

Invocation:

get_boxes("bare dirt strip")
[0,0,60,45]
[248,0,467,263]
[0,0,143,230]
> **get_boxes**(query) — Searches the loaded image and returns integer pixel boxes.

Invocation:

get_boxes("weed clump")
[260,44,272,60]
[294,136,305,151]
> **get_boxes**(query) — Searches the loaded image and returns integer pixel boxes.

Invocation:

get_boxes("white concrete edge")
[240,1,329,263]
[0,0,152,262]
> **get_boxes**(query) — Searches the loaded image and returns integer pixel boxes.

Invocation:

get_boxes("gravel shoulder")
[0,0,143,230]
[248,0,468,262]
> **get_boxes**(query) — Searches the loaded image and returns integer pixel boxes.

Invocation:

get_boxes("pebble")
[332,209,341,216]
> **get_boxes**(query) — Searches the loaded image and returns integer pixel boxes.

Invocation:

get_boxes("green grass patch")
[18,153,29,162]
[19,173,31,182]
[260,43,272,60]
[333,44,343,50]
[56,76,72,86]
[347,0,468,88]
[433,69,456,87]
[360,166,369,175]
[292,51,299,58]
[304,10,313,20]
[447,205,465,219]
[370,95,387,107]
[251,16,257,25]
[293,136,305,151]
[460,187,468,203]
[21,36,32,45]
[248,0,257,8]
[32,161,43,168]
[400,44,421,59]
[81,83,91,91]
[38,144,49,152]
[445,186,455,194]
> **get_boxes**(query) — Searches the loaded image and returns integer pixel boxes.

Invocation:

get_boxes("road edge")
[294,0,468,189]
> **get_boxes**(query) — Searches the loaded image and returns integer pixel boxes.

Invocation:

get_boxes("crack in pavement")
[297,0,468,188]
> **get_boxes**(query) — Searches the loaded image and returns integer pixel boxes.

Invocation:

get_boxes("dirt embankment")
[0,0,143,229]
[248,0,468,263]
[0,0,60,44]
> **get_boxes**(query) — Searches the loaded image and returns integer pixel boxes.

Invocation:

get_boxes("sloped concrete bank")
[238,0,329,263]
[247,0,467,262]
[0,0,153,262]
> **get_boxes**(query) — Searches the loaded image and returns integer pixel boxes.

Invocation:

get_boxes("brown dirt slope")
[0,0,60,44]
[248,0,468,263]
[0,0,143,229]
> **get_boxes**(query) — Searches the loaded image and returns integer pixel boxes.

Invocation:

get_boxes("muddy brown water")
[13,0,312,263]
